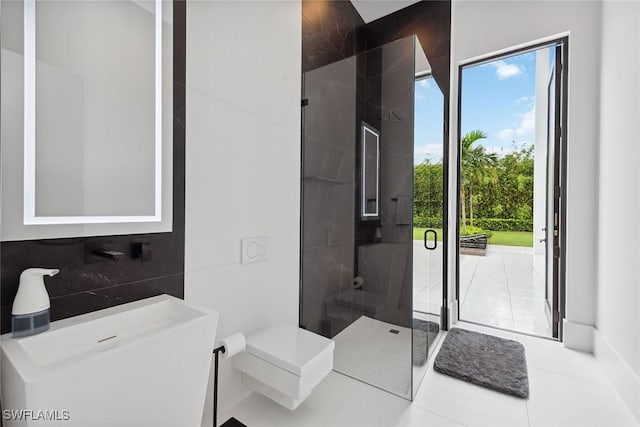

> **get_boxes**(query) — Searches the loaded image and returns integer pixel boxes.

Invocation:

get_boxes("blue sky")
[414,50,543,164]
[414,76,445,164]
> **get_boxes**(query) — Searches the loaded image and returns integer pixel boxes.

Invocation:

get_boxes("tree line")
[413,131,534,233]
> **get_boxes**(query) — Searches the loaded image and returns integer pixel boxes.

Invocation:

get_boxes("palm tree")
[460,130,497,235]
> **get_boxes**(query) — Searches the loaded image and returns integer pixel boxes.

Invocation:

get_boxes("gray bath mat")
[412,318,440,366]
[433,328,529,398]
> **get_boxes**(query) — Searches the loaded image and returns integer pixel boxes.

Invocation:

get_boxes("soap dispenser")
[11,268,59,338]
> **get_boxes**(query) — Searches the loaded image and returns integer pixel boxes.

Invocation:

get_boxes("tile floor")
[458,245,551,337]
[413,241,443,316]
[413,240,551,337]
[223,322,640,427]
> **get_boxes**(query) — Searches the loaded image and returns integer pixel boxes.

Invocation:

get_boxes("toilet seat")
[233,325,334,410]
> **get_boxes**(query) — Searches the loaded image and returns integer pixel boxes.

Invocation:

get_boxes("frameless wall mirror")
[361,122,380,218]
[0,0,173,241]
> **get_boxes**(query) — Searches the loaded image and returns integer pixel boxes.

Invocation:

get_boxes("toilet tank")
[0,295,218,427]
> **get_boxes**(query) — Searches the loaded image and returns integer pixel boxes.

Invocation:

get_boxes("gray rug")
[433,328,529,398]
[412,318,440,366]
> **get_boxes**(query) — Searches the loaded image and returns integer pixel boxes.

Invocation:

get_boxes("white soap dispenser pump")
[11,268,59,337]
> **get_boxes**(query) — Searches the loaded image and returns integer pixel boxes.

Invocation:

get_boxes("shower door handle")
[424,229,437,250]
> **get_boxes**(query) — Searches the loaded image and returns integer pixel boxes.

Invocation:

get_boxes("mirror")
[361,122,379,218]
[1,0,173,241]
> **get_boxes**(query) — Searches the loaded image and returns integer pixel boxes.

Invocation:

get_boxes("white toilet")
[232,325,334,410]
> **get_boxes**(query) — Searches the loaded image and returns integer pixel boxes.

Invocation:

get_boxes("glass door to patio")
[456,40,566,339]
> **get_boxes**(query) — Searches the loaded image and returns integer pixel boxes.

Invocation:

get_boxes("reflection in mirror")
[362,122,379,218]
[0,0,173,240]
[26,0,161,222]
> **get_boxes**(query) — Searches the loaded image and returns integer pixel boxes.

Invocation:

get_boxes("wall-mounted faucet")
[92,249,125,261]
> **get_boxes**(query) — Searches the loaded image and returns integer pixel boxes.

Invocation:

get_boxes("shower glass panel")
[301,36,420,399]
[412,41,446,396]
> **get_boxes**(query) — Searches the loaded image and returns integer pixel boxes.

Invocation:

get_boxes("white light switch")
[241,237,268,264]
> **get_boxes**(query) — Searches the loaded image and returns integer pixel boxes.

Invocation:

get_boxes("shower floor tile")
[332,315,413,397]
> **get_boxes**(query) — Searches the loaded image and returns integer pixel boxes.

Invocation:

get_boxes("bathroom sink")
[1,294,219,427]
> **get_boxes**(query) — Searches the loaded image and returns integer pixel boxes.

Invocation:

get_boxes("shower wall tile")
[373,37,414,250]
[303,14,343,72]
[356,242,411,327]
[302,173,355,250]
[365,0,451,97]
[363,74,382,126]
[302,0,365,72]
[302,0,361,338]
[304,137,354,183]
[380,155,414,201]
[301,1,451,339]
[301,0,451,398]
[304,58,358,152]
[376,38,415,330]
[302,242,354,334]
[380,125,414,158]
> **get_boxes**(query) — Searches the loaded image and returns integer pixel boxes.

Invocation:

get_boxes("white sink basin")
[1,294,219,427]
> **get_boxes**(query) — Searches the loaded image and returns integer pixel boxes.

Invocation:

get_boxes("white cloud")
[498,128,515,140]
[516,95,534,104]
[418,79,430,89]
[497,107,535,141]
[492,60,524,80]
[516,108,535,136]
[414,143,443,163]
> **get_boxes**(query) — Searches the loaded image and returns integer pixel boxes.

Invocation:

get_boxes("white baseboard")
[563,319,594,352]
[594,329,640,422]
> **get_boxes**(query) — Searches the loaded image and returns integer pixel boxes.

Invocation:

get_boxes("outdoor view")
[414,47,554,337]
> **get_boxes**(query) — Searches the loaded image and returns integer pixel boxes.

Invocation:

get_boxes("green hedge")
[473,218,533,232]
[413,216,532,232]
[414,215,443,228]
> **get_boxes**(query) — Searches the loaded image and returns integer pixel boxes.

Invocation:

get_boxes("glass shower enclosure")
[300,35,446,399]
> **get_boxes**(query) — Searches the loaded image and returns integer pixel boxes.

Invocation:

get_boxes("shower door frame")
[413,70,450,333]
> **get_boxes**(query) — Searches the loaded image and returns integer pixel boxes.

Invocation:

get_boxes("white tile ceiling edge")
[350,0,422,24]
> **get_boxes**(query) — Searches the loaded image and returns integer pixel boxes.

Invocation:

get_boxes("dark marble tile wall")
[300,4,451,399]
[376,37,417,327]
[301,55,358,336]
[302,0,365,73]
[354,45,382,247]
[0,1,186,334]
[301,0,451,336]
[365,1,451,99]
[301,0,364,337]
[362,1,451,327]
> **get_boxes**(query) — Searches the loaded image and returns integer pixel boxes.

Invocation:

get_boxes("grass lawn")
[413,228,533,247]
[413,228,444,241]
